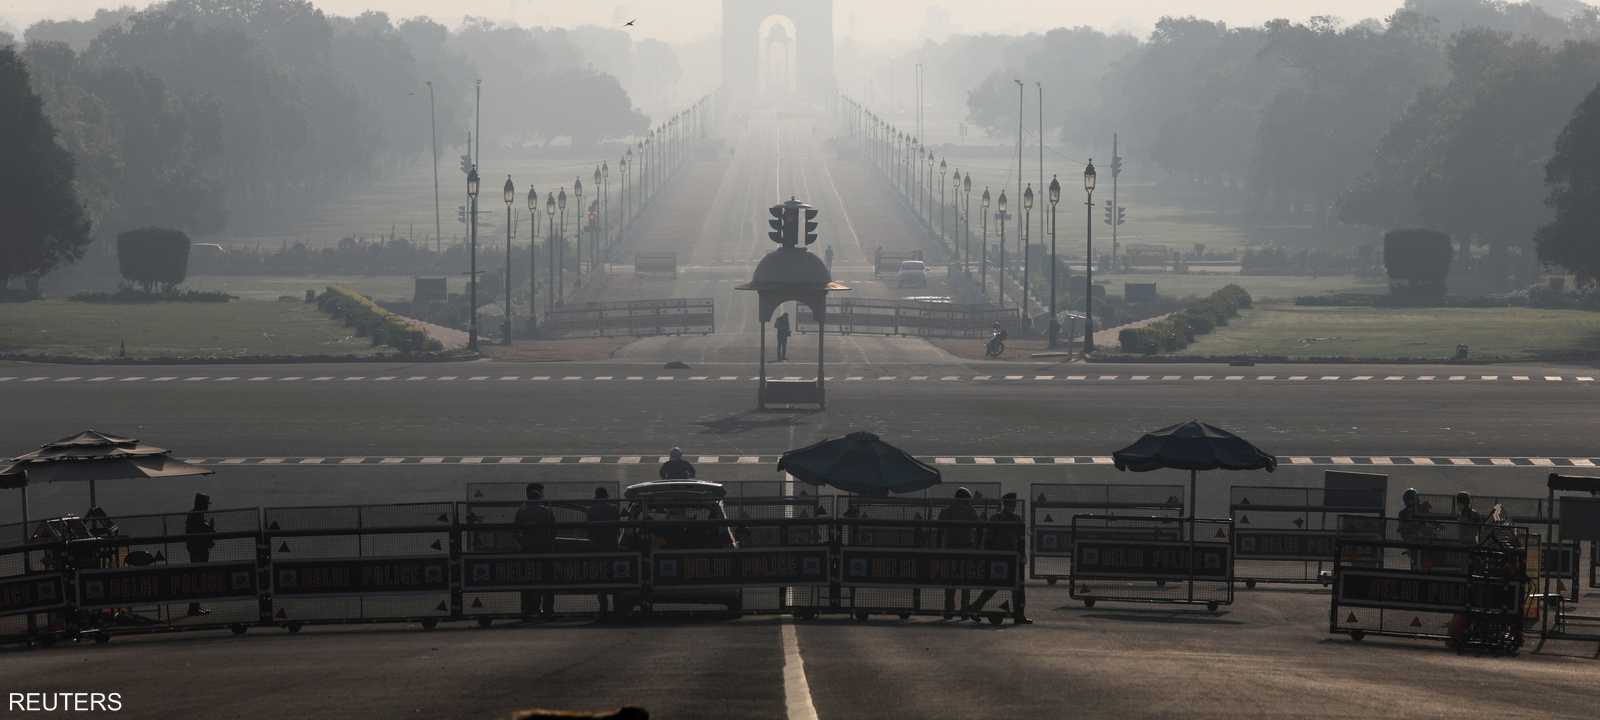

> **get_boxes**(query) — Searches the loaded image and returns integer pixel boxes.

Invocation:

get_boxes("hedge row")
[1119,285,1252,354]
[71,288,235,303]
[317,286,444,354]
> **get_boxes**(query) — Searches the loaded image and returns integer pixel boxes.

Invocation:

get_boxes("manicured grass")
[1178,304,1600,360]
[0,299,380,359]
[184,275,421,302]
[1103,273,1388,302]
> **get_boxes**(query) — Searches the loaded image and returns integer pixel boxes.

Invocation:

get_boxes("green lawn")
[184,275,420,302]
[0,300,380,359]
[1105,273,1388,302]
[1179,304,1600,360]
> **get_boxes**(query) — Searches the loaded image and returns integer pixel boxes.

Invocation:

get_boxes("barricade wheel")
[988,614,1004,626]
[854,611,869,621]
[1083,599,1095,608]
[93,633,110,645]
[286,623,303,634]
[1349,630,1365,642]
[1206,602,1219,613]
[1047,578,1058,586]
[1245,580,1257,589]
[230,624,247,636]
[421,619,439,631]
[477,618,493,629]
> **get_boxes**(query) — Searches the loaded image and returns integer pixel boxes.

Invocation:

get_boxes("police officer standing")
[516,483,557,620]
[659,448,696,480]
[940,488,978,619]
[967,492,1029,623]
[185,493,215,617]
[587,487,619,619]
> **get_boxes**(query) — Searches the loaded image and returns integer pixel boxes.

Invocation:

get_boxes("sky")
[3,1,1419,45]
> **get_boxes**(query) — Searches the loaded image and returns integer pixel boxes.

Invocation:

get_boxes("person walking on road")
[516,483,558,620]
[588,487,620,618]
[940,487,979,619]
[824,245,834,271]
[185,492,215,617]
[660,447,696,480]
[774,312,791,362]
[967,493,1030,623]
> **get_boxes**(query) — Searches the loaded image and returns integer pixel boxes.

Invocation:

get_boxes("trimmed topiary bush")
[317,286,444,354]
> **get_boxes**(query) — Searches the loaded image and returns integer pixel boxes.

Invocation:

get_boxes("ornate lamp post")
[502,176,515,344]
[980,187,991,299]
[465,166,480,352]
[593,166,603,271]
[527,186,538,335]
[1083,159,1098,354]
[1048,175,1061,349]
[939,159,948,241]
[1023,183,1034,318]
[546,193,557,311]
[573,176,584,286]
[963,173,973,275]
[997,189,1009,310]
[556,187,567,303]
[601,162,610,263]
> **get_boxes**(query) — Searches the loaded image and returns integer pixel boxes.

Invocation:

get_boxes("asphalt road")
[4,586,1597,719]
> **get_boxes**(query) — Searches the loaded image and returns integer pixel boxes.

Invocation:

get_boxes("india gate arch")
[723,0,836,101]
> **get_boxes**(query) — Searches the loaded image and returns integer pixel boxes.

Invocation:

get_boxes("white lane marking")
[941,376,960,381]
[1513,376,1530,381]
[1194,375,1213,381]
[1257,376,1277,381]
[1131,375,1149,381]
[1352,375,1373,381]
[1448,376,1465,381]
[469,376,488,381]
[532,376,551,381]
[89,376,113,382]
[0,377,13,382]
[1383,376,1403,381]
[217,376,238,381]
[563,376,583,381]
[498,376,519,381]
[1331,456,1354,465]
[312,376,333,382]
[877,376,897,381]
[655,376,674,381]
[53,376,81,382]
[1410,458,1435,465]
[910,375,929,381]
[845,376,864,381]
[1037,375,1057,381]
[721,376,740,381]
[691,376,710,381]
[421,457,444,464]
[619,456,641,464]
[1289,457,1314,465]
[1224,376,1243,381]
[1161,375,1180,381]
[1572,459,1596,467]
[344,376,365,381]
[298,458,324,465]
[1319,376,1339,381]
[596,376,614,381]
[1544,376,1563,382]
[1288,376,1308,381]
[935,457,956,465]
[1579,376,1595,382]
[1481,375,1498,381]
[1097,375,1118,381]
[1489,458,1514,466]
[781,623,819,720]
[280,376,303,382]
[439,376,458,381]
[1417,375,1435,381]
[408,376,428,381]
[24,377,47,382]
[184,376,208,382]
[376,376,397,382]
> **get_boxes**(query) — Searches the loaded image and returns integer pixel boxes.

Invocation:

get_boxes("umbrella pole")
[1188,469,1197,604]
[89,479,96,510]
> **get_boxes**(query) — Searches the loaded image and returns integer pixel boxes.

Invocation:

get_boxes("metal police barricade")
[1068,515,1234,612]
[1230,485,1384,588]
[1419,492,1580,601]
[836,495,1027,625]
[644,494,831,618]
[1030,483,1185,585]
[0,521,70,647]
[1330,515,1531,652]
[68,508,264,642]
[457,497,639,624]
[1534,474,1600,654]
[264,503,453,631]
[466,482,625,556]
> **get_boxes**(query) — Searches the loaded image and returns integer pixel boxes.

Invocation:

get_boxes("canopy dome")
[750,246,832,287]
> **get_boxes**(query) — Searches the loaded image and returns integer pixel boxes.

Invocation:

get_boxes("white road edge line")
[781,622,819,720]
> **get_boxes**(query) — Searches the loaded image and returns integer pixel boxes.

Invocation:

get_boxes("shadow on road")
[694,410,818,435]
[1072,609,1244,626]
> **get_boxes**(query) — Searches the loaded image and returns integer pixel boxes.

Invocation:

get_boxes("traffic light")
[768,204,786,244]
[457,205,467,224]
[459,153,472,176]
[803,207,819,246]
[1103,201,1127,227]
[1103,200,1114,227]
[1111,154,1124,178]
[1116,206,1127,226]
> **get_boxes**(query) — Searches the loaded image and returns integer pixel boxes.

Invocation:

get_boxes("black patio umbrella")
[1112,420,1276,519]
[776,431,941,496]
[1,430,213,526]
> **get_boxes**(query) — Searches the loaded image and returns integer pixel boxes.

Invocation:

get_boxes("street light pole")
[573,177,584,288]
[546,194,557,311]
[557,187,567,303]
[503,175,514,345]
[1048,175,1061,349]
[1084,159,1098,354]
[980,188,991,300]
[425,81,441,253]
[466,166,480,352]
[998,189,1008,310]
[527,186,538,337]
[939,158,947,242]
[1023,183,1034,319]
[963,174,972,277]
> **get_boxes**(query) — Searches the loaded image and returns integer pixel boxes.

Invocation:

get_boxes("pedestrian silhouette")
[774,313,791,362]
[515,483,557,619]
[660,447,696,479]
[185,492,215,616]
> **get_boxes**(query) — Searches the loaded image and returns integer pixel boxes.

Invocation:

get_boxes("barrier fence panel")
[648,497,832,616]
[1230,485,1384,588]
[543,298,714,338]
[1418,493,1580,600]
[1068,515,1234,612]
[836,496,1027,624]
[796,298,1019,339]
[264,503,454,628]
[634,252,677,275]
[1029,483,1185,584]
[68,509,264,638]
[457,499,639,622]
[1329,515,1532,649]
[0,522,69,645]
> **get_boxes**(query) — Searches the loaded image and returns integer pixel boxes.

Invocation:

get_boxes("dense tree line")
[0,46,93,293]
[4,0,662,290]
[957,0,1600,289]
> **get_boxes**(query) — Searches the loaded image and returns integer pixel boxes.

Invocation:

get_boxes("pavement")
[5,108,1600,718]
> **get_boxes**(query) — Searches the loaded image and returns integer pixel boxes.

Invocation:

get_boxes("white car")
[896,260,928,288]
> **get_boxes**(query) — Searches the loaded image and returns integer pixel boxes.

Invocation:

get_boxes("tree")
[1383,228,1454,298]
[0,47,93,292]
[1535,81,1600,283]
[117,227,191,292]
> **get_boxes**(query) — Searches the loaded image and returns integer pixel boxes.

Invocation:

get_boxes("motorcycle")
[985,330,1007,358]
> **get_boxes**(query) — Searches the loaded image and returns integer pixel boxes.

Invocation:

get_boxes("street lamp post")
[527,186,538,336]
[950,169,960,268]
[998,189,1008,310]
[503,175,515,345]
[601,162,610,264]
[546,194,557,311]
[925,151,934,226]
[1023,183,1034,320]
[466,166,480,352]
[557,187,567,303]
[1048,175,1061,349]
[424,81,441,253]
[593,167,602,271]
[980,188,991,299]
[939,159,947,242]
[963,173,973,276]
[573,177,584,287]
[1084,159,1098,354]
